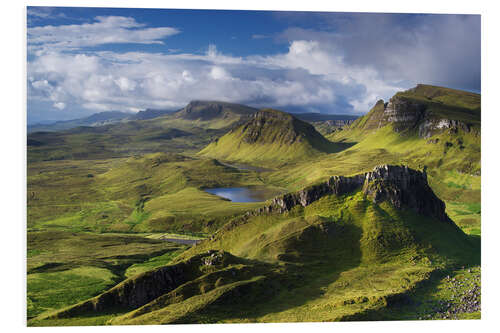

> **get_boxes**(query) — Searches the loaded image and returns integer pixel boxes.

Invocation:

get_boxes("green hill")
[199,109,347,165]
[171,100,257,129]
[30,165,479,325]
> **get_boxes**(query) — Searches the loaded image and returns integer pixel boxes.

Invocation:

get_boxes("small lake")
[204,186,278,203]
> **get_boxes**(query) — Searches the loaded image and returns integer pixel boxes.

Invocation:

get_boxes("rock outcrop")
[372,95,477,138]
[324,119,355,127]
[48,263,187,319]
[417,118,471,138]
[254,165,451,223]
[378,98,427,132]
[351,85,480,138]
[362,165,451,223]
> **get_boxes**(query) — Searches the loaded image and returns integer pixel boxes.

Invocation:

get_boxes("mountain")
[344,84,480,136]
[174,100,257,120]
[27,109,179,133]
[329,84,481,175]
[34,165,478,324]
[27,111,132,133]
[198,109,345,165]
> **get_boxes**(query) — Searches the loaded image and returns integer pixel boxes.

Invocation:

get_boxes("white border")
[3,1,499,332]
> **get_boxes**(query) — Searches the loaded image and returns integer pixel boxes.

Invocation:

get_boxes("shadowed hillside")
[30,165,478,325]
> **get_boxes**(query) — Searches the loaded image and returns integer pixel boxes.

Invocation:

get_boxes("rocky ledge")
[378,96,473,138]
[254,165,451,223]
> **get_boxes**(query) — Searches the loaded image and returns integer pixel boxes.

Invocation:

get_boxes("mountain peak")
[199,109,338,165]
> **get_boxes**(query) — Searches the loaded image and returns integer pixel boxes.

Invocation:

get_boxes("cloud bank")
[27,12,480,121]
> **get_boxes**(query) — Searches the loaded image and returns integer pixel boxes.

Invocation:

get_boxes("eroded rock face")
[362,165,452,223]
[258,165,451,223]
[375,96,472,138]
[45,251,237,319]
[418,118,471,138]
[379,98,427,132]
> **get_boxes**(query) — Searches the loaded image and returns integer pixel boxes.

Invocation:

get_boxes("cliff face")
[379,98,427,132]
[175,101,257,121]
[378,96,472,138]
[362,165,451,222]
[324,119,355,127]
[350,84,480,138]
[256,165,451,223]
[49,263,187,319]
[43,251,238,319]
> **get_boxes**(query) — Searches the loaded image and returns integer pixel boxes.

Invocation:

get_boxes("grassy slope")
[27,104,252,163]
[32,188,479,325]
[395,84,480,123]
[28,153,285,235]
[27,230,186,319]
[199,109,351,166]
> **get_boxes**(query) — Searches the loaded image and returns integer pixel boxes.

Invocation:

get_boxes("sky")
[26,7,481,124]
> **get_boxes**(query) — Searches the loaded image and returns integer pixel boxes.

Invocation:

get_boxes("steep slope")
[337,84,480,138]
[324,84,481,176]
[199,109,345,165]
[32,165,478,325]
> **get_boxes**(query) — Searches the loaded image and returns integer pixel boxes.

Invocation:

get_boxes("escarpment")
[251,165,451,223]
[43,263,188,319]
[379,98,427,132]
[41,251,237,319]
[350,84,480,138]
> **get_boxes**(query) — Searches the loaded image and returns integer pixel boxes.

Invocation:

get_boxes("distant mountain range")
[27,109,177,133]
[27,102,360,134]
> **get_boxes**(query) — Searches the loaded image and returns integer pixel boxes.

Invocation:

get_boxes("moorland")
[27,84,481,325]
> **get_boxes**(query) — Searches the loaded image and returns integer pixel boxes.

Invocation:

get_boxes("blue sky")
[27,7,480,124]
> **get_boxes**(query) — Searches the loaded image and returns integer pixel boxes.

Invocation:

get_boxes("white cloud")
[28,39,405,116]
[28,16,180,53]
[210,67,230,80]
[27,16,411,117]
[114,77,137,92]
[53,102,66,110]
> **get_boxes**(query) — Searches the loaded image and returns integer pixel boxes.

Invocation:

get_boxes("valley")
[27,85,481,325]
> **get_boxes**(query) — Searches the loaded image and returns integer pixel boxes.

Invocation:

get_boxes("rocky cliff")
[253,165,451,223]
[378,96,474,138]
[349,84,480,138]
